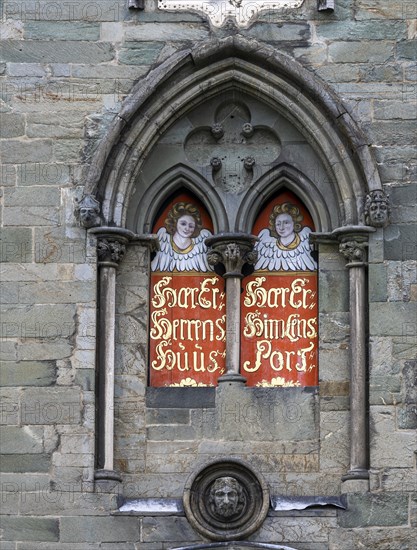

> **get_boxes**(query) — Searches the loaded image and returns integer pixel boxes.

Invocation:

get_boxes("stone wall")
[1,0,416,548]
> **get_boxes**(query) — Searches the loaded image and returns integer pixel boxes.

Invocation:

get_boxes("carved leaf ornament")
[158,0,305,28]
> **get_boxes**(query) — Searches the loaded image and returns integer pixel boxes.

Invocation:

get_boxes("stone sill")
[114,495,345,517]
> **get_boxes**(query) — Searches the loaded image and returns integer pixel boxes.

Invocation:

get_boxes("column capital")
[89,227,135,267]
[332,226,375,268]
[206,233,258,278]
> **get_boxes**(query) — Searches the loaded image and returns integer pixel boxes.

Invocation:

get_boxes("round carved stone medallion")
[183,459,270,541]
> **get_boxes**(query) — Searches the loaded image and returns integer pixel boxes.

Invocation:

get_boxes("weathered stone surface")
[118,42,164,65]
[16,162,71,186]
[142,517,199,543]
[24,21,100,40]
[398,40,417,60]
[317,20,406,40]
[0,228,33,262]
[20,387,81,424]
[4,187,61,207]
[319,269,349,312]
[1,304,76,338]
[329,41,393,63]
[125,23,209,41]
[212,386,318,442]
[338,493,409,527]
[329,526,417,549]
[3,206,60,227]
[1,40,114,63]
[1,517,59,541]
[319,411,349,472]
[319,313,350,342]
[0,453,51,472]
[250,516,334,544]
[370,406,416,467]
[0,426,44,453]
[370,302,417,336]
[26,111,85,139]
[60,516,140,543]
[384,224,417,261]
[247,22,310,42]
[368,263,387,302]
[0,387,20,424]
[146,408,190,425]
[0,113,25,137]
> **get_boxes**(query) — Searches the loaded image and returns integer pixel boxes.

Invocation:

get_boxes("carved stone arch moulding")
[130,164,229,234]
[237,164,334,234]
[82,36,382,229]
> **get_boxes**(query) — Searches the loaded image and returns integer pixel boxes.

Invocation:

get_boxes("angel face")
[275,213,295,239]
[176,215,196,239]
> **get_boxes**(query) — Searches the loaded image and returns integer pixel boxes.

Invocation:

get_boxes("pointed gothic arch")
[83,36,382,230]
[237,163,333,234]
[130,164,229,234]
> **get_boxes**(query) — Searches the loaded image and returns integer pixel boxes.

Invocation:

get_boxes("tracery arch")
[83,36,382,228]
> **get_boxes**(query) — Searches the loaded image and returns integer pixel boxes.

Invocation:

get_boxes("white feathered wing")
[151,227,213,272]
[255,227,316,272]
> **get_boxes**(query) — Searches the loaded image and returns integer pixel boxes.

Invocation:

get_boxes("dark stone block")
[146,408,190,425]
[142,517,200,542]
[146,388,215,409]
[397,405,417,429]
[384,225,417,260]
[1,517,59,541]
[0,453,51,472]
[338,493,409,527]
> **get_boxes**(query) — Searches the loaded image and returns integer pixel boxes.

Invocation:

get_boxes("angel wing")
[255,227,316,272]
[151,227,213,272]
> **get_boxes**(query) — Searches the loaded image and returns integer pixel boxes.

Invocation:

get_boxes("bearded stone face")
[209,477,242,518]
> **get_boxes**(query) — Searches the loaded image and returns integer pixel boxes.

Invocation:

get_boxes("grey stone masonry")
[1,0,416,548]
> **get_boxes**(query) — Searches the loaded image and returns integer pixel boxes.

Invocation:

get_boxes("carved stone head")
[75,195,101,228]
[208,476,244,518]
[364,190,390,228]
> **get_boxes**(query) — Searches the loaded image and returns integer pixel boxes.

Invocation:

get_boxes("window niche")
[242,190,318,388]
[149,191,226,387]
[86,39,386,491]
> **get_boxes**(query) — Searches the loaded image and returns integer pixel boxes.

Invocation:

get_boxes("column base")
[94,469,123,493]
[341,470,369,493]
[95,469,122,482]
[218,373,247,384]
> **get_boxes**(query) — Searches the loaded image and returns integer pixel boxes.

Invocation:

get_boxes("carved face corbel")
[75,194,101,228]
[364,190,390,228]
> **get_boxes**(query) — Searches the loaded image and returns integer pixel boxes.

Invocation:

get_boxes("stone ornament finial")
[75,194,101,228]
[364,189,390,228]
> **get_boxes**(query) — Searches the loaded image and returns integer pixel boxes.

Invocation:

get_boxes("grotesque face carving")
[208,477,243,518]
[75,195,101,228]
[365,190,390,228]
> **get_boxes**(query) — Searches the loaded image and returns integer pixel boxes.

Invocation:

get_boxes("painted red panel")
[241,191,318,387]
[149,193,226,386]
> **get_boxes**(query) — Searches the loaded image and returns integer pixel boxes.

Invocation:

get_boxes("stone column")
[334,226,375,488]
[90,227,134,482]
[206,234,257,384]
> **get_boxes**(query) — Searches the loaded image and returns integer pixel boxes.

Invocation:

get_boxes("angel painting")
[151,202,212,272]
[255,202,317,272]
